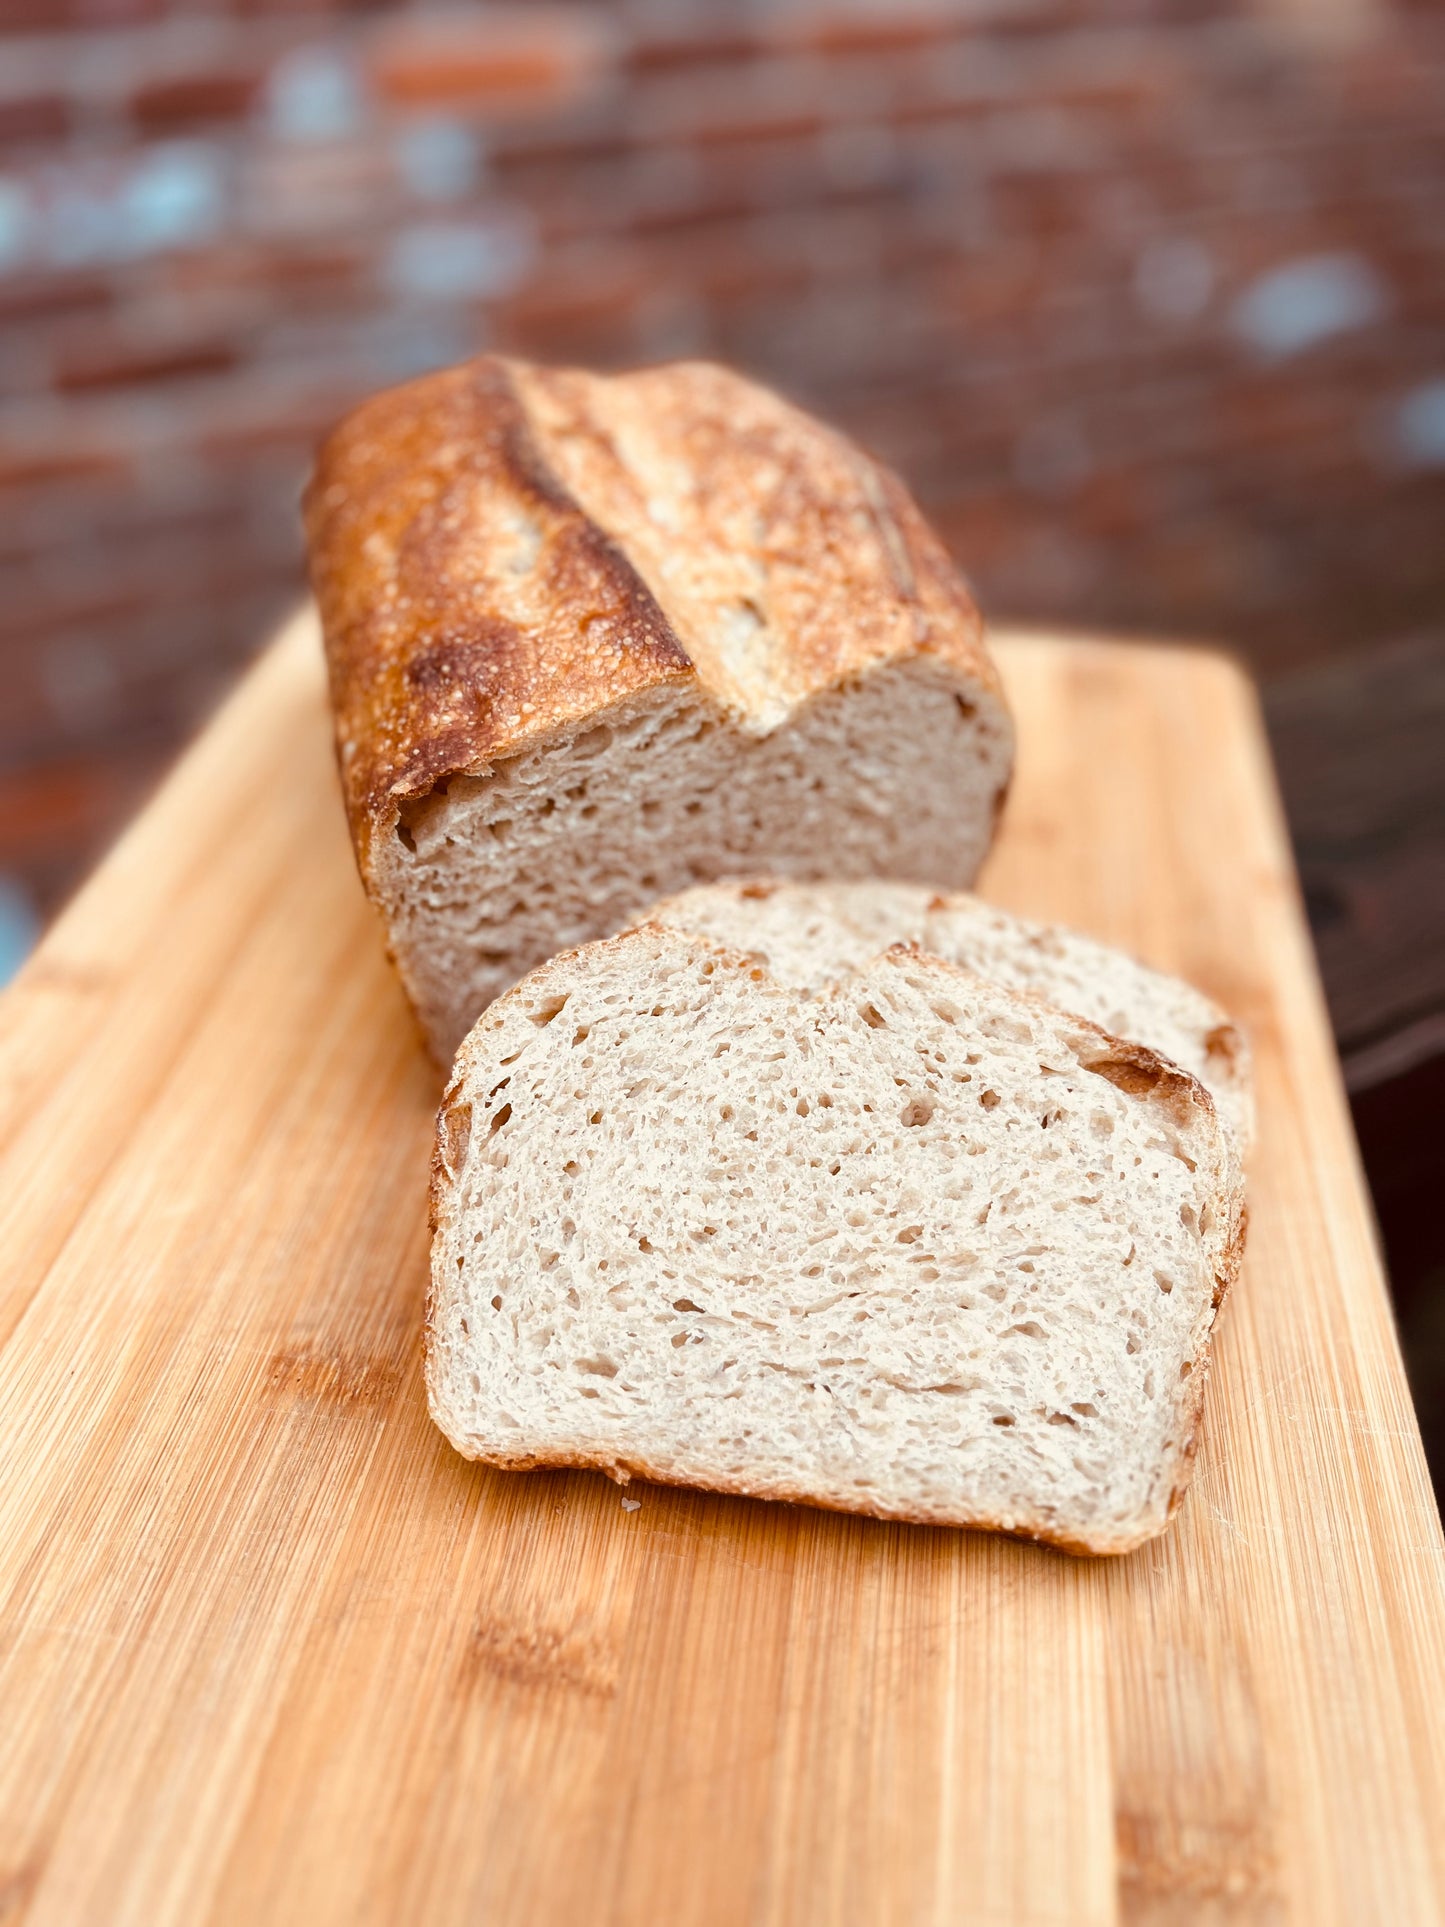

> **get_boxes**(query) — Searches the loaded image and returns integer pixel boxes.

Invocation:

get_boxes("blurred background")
[1,0,1441,1468]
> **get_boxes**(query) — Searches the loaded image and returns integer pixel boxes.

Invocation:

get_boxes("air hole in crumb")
[1179,1359,1194,1378]
[638,1236,654,1253]
[671,1332,688,1348]
[490,1295,502,1311]
[576,1355,619,1378]
[588,1110,604,1125]
[992,1413,1015,1426]
[571,1026,590,1046]
[673,1298,703,1313]
[896,1225,923,1244]
[900,1096,934,1127]
[396,822,417,853]
[530,994,568,1027]
[487,1103,512,1135]
[980,1089,1001,1110]
[955,695,977,720]
[859,1003,887,1029]
[1155,1271,1174,1294]
[1071,1401,1100,1418]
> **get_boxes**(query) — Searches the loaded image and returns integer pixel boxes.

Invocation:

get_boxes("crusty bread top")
[304,355,1002,875]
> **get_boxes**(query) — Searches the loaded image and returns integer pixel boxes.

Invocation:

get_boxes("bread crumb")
[621,1496,641,1513]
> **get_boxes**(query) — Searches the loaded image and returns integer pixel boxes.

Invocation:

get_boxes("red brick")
[689,111,825,152]
[782,5,959,58]
[53,336,240,394]
[366,9,610,116]
[627,66,847,150]
[131,70,263,135]
[0,0,157,26]
[0,444,131,495]
[0,271,114,323]
[0,94,69,147]
[492,253,647,341]
[0,746,167,919]
[624,31,765,76]
[158,243,369,317]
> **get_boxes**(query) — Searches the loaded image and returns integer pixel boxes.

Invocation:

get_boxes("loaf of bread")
[637,878,1253,1151]
[427,923,1246,1554]
[305,356,1014,1064]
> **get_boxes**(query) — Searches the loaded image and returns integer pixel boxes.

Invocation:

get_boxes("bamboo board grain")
[1,607,1442,1927]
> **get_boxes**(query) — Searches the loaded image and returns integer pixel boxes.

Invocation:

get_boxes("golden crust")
[431,1437,1146,1559]
[305,354,1002,884]
[304,358,695,880]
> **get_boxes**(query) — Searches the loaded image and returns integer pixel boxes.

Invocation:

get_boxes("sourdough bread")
[639,879,1253,1151]
[427,924,1245,1554]
[306,356,1013,1064]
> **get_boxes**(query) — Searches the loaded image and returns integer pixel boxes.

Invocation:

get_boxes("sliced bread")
[639,879,1253,1152]
[427,923,1246,1554]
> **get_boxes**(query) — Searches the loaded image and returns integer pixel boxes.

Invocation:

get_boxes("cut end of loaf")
[306,353,1013,1064]
[378,663,1012,1066]
[427,926,1244,1555]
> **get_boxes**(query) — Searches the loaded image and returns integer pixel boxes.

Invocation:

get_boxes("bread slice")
[427,924,1246,1554]
[638,879,1253,1152]
[305,355,1012,1065]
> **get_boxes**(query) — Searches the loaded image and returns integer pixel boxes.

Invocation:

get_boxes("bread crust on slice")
[637,878,1254,1152]
[305,356,1013,1063]
[428,926,1246,1555]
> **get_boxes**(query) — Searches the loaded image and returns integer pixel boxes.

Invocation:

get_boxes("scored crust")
[304,354,1006,891]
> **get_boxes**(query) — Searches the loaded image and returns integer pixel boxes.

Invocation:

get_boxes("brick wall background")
[2,0,1444,1457]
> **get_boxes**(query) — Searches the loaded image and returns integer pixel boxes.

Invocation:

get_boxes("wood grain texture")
[0,607,1441,1927]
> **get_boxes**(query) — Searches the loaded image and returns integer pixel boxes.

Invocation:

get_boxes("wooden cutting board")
[1,608,1442,1926]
